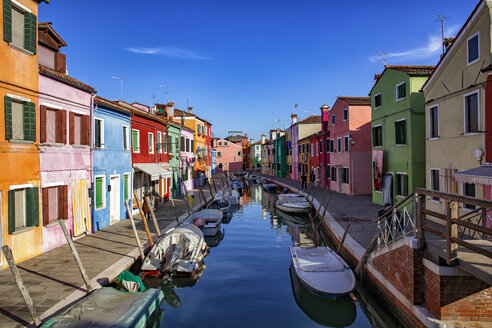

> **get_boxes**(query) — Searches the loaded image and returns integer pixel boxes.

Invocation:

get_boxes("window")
[219,163,223,169]
[157,132,162,153]
[341,168,349,184]
[69,112,90,145]
[396,173,408,197]
[197,124,200,134]
[343,108,348,121]
[3,0,37,54]
[396,82,406,101]
[132,129,140,153]
[311,144,314,156]
[8,186,39,233]
[148,133,154,154]
[319,140,322,154]
[123,173,131,201]
[337,137,341,152]
[180,136,185,151]
[443,168,458,194]
[395,119,406,144]
[191,139,194,151]
[4,96,36,141]
[325,138,329,152]
[372,125,382,147]
[186,138,190,152]
[467,32,480,65]
[429,106,439,139]
[224,141,228,145]
[331,167,337,181]
[123,125,129,150]
[332,114,336,125]
[344,136,349,151]
[40,105,66,144]
[42,185,68,225]
[330,139,334,153]
[464,90,479,133]
[463,183,476,209]
[219,141,222,146]
[217,151,221,157]
[374,93,382,109]
[237,151,241,156]
[95,176,106,210]
[169,135,174,154]
[325,165,330,179]
[94,118,104,149]
[430,169,440,201]
[162,133,167,153]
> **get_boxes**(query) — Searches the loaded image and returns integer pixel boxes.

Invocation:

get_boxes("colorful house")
[370,65,434,205]
[250,140,262,171]
[294,115,322,182]
[309,132,322,186]
[423,0,491,217]
[38,23,95,252]
[180,125,195,192]
[285,126,292,178]
[167,121,182,197]
[326,97,372,195]
[273,130,286,177]
[91,97,132,231]
[243,141,251,171]
[213,138,243,173]
[260,135,269,174]
[319,105,331,188]
[298,134,312,182]
[291,115,299,180]
[0,0,48,267]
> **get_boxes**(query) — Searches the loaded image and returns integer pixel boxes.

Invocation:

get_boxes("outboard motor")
[162,244,182,272]
[283,186,289,194]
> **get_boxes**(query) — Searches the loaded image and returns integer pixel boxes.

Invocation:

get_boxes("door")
[72,179,91,236]
[110,175,120,224]
[382,174,393,205]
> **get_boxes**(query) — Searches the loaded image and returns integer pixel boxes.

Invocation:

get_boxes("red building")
[319,105,331,188]
[309,132,323,186]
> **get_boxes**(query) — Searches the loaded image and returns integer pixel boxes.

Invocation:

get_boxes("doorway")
[110,175,120,224]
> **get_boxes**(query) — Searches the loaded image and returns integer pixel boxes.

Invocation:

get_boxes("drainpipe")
[89,92,95,233]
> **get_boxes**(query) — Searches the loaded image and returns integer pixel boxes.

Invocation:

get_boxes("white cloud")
[125,46,210,60]
[369,24,460,63]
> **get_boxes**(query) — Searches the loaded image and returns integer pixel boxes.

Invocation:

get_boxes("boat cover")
[41,287,163,328]
[293,248,345,272]
[118,271,146,292]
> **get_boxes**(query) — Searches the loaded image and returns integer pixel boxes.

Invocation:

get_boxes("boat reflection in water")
[277,210,310,227]
[289,265,356,327]
[204,229,225,247]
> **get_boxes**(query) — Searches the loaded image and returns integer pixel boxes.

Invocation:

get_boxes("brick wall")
[441,287,492,322]
[372,244,424,304]
[424,267,441,317]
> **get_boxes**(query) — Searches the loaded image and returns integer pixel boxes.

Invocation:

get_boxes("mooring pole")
[170,198,180,224]
[208,181,214,199]
[316,187,329,217]
[58,220,94,293]
[133,191,154,247]
[125,200,145,261]
[337,224,351,254]
[144,196,161,237]
[200,188,208,206]
[2,245,41,327]
[212,179,218,194]
[197,188,204,207]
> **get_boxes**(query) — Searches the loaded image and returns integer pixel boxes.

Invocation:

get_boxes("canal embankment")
[0,188,214,328]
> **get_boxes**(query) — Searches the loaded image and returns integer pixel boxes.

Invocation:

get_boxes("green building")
[370,65,434,205]
[250,140,262,171]
[168,121,182,197]
[274,130,287,177]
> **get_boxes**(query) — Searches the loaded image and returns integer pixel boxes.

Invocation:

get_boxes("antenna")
[160,84,172,103]
[375,52,386,65]
[437,14,448,55]
[110,76,123,100]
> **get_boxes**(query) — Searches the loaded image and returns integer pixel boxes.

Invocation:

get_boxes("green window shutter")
[4,96,12,140]
[402,121,406,144]
[132,130,138,151]
[124,175,128,200]
[3,0,12,42]
[8,189,15,233]
[23,101,36,141]
[95,177,103,208]
[404,174,408,196]
[23,12,37,54]
[26,187,39,227]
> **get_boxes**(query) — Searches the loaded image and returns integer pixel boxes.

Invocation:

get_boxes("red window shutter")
[58,185,68,219]
[40,105,47,143]
[42,188,50,226]
[55,109,62,143]
[83,115,90,145]
[60,110,67,144]
[69,112,74,144]
[55,52,66,73]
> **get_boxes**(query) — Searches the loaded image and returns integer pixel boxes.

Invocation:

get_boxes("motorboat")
[183,209,223,237]
[207,197,231,218]
[262,183,278,192]
[289,265,356,327]
[278,193,303,201]
[40,287,163,328]
[276,196,310,214]
[141,224,207,277]
[289,246,356,299]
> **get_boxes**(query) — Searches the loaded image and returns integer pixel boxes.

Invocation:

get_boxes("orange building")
[1,0,49,267]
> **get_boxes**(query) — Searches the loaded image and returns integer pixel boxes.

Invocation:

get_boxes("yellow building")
[422,0,490,217]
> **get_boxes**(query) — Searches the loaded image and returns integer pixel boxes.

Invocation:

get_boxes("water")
[156,184,385,327]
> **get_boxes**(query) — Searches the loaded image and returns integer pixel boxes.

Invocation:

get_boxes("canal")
[154,183,399,327]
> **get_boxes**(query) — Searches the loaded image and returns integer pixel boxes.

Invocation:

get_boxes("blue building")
[92,96,133,230]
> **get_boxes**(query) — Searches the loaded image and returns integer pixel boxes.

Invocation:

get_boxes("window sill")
[373,146,382,149]
[11,226,36,235]
[467,58,480,67]
[9,42,34,56]
[395,144,407,147]
[428,137,440,141]
[95,206,106,211]
[374,106,381,110]
[396,195,406,199]
[72,144,89,149]
[396,98,404,102]
[9,139,34,144]
[45,220,65,228]
[374,190,382,193]
[463,132,480,137]
[41,142,64,147]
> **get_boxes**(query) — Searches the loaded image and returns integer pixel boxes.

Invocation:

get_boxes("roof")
[115,100,169,125]
[298,115,321,124]
[38,22,66,50]
[173,108,211,125]
[369,65,435,95]
[39,65,95,93]
[298,131,321,143]
[94,96,131,115]
[337,96,370,105]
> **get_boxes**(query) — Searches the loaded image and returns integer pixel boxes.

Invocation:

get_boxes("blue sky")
[39,0,474,141]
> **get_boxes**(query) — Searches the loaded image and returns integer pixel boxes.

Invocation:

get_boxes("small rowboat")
[289,246,356,299]
[276,196,310,214]
[184,209,223,237]
[207,198,232,218]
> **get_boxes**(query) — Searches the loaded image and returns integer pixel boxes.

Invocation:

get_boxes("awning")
[454,166,492,186]
[134,163,172,181]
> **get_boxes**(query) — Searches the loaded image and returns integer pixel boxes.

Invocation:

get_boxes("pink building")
[38,23,95,252]
[327,97,372,195]
[213,138,243,173]
[319,105,330,188]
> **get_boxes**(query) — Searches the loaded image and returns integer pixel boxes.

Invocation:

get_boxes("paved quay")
[0,188,214,328]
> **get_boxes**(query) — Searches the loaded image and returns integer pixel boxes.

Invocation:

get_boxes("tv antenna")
[375,52,386,65]
[160,84,172,103]
[436,14,451,54]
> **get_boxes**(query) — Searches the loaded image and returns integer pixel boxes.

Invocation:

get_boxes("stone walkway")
[0,188,214,328]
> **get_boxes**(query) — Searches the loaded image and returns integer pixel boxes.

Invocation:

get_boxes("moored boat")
[289,246,356,299]
[184,209,223,236]
[206,198,231,219]
[262,183,278,192]
[276,196,310,214]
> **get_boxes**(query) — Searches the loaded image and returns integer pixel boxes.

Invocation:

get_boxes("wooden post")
[337,224,350,254]
[318,193,333,220]
[306,183,314,202]
[170,198,180,224]
[58,220,94,293]
[212,179,218,194]
[416,193,425,249]
[200,188,208,206]
[125,200,145,261]
[1,245,41,327]
[144,196,161,237]
[197,188,204,207]
[316,188,329,218]
[354,233,378,276]
[133,191,154,247]
[446,201,458,264]
[208,181,214,199]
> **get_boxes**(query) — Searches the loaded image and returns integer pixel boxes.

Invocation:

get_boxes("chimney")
[188,106,193,114]
[261,134,265,144]
[250,138,253,146]
[320,104,330,112]
[291,114,298,125]
[167,102,175,117]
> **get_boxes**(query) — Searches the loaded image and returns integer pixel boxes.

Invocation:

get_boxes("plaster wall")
[180,129,194,191]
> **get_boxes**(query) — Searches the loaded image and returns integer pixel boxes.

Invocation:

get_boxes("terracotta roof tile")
[298,115,321,124]
[298,131,321,142]
[94,96,131,114]
[39,65,95,93]
[384,65,435,75]
[337,96,371,105]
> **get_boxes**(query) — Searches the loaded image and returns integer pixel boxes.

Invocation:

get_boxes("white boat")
[206,198,231,218]
[183,209,223,236]
[289,247,356,299]
[278,193,303,201]
[276,196,310,214]
[262,183,278,191]
[141,224,207,276]
[215,189,240,205]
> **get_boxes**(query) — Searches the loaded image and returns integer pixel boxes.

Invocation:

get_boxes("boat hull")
[276,203,309,214]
